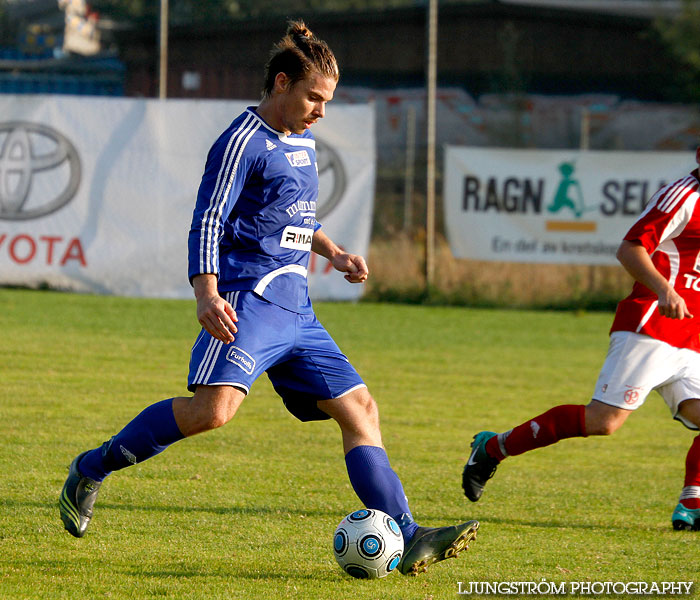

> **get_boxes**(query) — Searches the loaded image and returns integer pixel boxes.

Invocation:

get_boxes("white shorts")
[592,331,700,430]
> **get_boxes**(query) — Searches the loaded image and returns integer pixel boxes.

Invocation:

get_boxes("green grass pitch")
[0,288,698,599]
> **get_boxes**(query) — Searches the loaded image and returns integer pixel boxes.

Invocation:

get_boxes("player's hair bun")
[262,19,338,98]
[287,20,314,43]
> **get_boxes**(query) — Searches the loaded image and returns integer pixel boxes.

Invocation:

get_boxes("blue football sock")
[78,398,184,482]
[344,445,419,542]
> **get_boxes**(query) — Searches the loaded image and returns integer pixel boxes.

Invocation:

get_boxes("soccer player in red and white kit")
[463,146,700,530]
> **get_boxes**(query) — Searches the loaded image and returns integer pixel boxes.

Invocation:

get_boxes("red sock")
[501,405,587,457]
[485,435,505,461]
[680,434,700,510]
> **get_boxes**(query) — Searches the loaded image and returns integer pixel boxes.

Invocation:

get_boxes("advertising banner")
[0,96,375,300]
[444,146,697,265]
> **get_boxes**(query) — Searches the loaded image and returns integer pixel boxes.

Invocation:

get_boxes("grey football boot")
[59,452,102,538]
[398,520,479,576]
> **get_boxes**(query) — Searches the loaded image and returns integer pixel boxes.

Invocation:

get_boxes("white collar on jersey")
[247,107,316,149]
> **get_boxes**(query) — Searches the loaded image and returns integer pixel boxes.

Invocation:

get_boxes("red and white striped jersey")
[611,169,700,351]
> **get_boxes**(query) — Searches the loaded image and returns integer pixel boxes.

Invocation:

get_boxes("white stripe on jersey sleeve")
[656,185,700,247]
[199,113,252,274]
[657,176,699,213]
[199,114,259,275]
[208,124,259,273]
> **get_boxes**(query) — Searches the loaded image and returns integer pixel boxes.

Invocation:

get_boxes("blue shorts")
[187,290,366,421]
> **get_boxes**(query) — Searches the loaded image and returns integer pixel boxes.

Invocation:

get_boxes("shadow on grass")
[6,556,339,584]
[98,502,340,519]
[478,515,611,530]
[22,499,668,534]
[415,512,666,532]
[19,497,340,519]
[123,567,338,582]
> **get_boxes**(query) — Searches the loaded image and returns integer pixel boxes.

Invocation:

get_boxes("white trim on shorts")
[199,381,250,394]
[332,383,368,400]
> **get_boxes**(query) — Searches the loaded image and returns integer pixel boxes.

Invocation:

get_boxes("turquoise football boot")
[462,431,500,502]
[672,503,700,531]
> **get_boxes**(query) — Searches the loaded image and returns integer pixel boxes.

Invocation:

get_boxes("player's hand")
[331,252,369,284]
[196,293,238,343]
[657,288,693,320]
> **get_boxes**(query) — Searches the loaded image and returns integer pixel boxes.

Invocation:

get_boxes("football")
[333,508,404,579]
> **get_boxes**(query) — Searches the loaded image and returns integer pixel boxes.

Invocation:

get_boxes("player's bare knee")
[321,388,381,439]
[182,404,234,435]
[585,401,629,436]
[590,419,619,436]
[177,386,243,436]
[357,390,378,413]
[586,412,626,435]
[678,398,700,429]
[348,389,380,428]
[205,407,233,430]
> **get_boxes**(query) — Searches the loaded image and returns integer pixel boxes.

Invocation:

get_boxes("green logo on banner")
[547,161,596,218]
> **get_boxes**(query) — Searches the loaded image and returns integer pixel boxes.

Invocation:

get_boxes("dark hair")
[262,20,339,98]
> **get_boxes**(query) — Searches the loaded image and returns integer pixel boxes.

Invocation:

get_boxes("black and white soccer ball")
[333,509,404,579]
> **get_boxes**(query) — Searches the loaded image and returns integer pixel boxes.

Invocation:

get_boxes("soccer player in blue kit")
[59,20,479,576]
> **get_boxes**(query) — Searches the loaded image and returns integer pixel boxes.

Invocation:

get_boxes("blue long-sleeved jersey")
[188,107,322,313]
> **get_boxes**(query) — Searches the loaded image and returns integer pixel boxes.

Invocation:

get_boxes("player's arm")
[311,229,369,284]
[192,273,238,343]
[187,130,251,342]
[616,239,693,320]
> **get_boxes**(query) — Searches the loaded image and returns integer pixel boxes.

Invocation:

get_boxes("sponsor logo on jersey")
[683,274,700,291]
[0,121,81,220]
[280,225,313,251]
[265,138,277,151]
[225,346,255,374]
[285,150,312,168]
[285,199,316,218]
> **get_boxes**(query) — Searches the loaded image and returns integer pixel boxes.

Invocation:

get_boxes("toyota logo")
[315,137,346,220]
[0,121,81,220]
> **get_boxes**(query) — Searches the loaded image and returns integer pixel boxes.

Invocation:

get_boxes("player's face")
[278,72,336,135]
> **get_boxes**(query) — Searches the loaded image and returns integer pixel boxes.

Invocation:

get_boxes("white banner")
[444,146,697,265]
[0,96,375,300]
